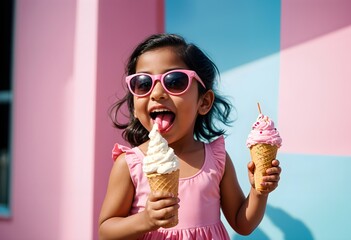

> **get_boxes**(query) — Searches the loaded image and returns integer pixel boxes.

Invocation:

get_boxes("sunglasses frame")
[125,69,206,97]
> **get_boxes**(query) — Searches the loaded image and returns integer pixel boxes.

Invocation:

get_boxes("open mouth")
[150,109,175,131]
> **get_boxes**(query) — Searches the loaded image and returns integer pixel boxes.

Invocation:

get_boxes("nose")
[150,81,167,100]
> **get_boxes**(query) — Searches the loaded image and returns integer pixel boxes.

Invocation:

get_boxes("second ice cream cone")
[250,144,278,191]
[246,110,282,191]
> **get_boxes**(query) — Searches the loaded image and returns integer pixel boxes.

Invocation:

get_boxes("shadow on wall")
[232,205,314,240]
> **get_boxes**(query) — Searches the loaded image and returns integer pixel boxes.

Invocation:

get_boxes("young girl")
[99,33,281,240]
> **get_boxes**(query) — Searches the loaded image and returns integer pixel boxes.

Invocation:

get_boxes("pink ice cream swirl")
[246,114,282,148]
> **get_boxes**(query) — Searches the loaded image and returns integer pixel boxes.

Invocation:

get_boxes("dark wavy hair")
[110,33,233,146]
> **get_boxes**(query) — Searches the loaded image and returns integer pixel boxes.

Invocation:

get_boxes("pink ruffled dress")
[112,136,230,240]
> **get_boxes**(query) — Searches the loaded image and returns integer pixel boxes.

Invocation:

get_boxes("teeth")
[151,109,170,113]
[150,108,173,120]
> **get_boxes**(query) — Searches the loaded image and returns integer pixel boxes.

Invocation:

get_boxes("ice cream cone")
[147,169,180,228]
[250,144,278,191]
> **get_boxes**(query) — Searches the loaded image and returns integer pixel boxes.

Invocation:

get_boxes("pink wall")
[0,1,78,239]
[279,1,351,156]
[0,0,164,239]
[281,1,351,49]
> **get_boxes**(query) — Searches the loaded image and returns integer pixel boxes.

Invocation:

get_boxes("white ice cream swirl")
[143,124,179,174]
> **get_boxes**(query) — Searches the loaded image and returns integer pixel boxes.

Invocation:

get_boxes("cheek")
[133,98,149,118]
[176,95,201,115]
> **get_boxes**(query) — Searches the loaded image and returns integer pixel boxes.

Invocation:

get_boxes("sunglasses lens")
[130,75,152,95]
[164,72,189,93]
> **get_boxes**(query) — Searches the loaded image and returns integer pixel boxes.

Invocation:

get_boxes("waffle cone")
[146,169,180,228]
[250,144,278,191]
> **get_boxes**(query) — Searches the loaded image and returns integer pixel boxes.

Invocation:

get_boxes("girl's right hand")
[144,192,180,230]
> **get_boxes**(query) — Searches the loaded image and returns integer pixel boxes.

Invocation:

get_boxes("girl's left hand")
[248,159,282,193]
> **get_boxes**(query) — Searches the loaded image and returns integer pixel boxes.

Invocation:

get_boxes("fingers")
[248,159,282,194]
[260,159,282,193]
[271,159,280,167]
[247,161,255,173]
[148,191,176,202]
[145,192,180,228]
[149,192,179,206]
[247,159,281,173]
[259,179,279,193]
[267,159,282,175]
[263,173,280,184]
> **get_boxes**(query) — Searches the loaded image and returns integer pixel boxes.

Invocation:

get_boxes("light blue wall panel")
[165,0,280,72]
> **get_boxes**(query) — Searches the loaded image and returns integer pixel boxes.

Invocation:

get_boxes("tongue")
[155,113,173,131]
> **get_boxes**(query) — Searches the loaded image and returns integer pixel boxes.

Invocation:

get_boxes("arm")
[99,153,145,240]
[220,152,281,235]
[99,153,179,240]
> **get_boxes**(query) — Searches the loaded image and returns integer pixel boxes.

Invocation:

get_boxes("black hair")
[110,33,233,146]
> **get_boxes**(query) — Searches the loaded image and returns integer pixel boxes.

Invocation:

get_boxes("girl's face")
[133,47,205,144]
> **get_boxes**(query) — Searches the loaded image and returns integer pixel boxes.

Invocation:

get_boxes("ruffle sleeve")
[111,143,145,193]
[112,143,131,161]
[209,136,226,179]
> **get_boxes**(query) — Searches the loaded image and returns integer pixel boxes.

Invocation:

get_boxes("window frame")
[0,0,15,218]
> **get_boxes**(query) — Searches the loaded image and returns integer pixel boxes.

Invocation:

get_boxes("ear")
[198,90,214,115]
